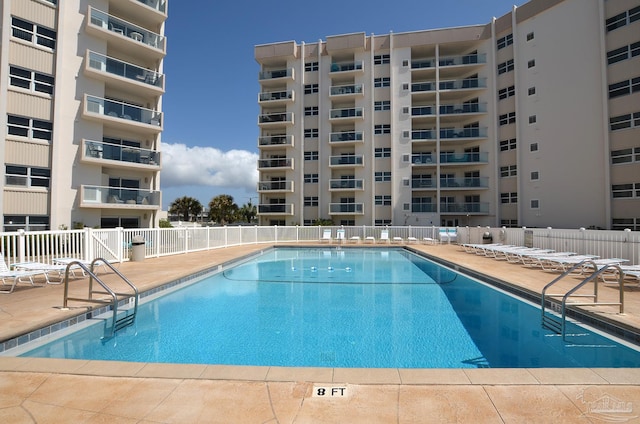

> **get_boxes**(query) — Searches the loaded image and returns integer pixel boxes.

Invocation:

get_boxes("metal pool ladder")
[540,260,625,338]
[62,258,139,337]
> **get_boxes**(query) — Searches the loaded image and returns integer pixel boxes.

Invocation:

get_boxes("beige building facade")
[255,0,640,230]
[0,0,166,230]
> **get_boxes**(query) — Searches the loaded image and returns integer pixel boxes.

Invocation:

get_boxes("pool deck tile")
[1,243,640,422]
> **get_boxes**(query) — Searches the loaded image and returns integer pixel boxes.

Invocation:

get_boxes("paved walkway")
[1,243,640,423]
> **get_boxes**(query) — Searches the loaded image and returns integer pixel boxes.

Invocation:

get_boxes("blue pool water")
[18,248,640,368]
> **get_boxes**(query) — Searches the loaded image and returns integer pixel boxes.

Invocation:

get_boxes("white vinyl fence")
[1,226,639,267]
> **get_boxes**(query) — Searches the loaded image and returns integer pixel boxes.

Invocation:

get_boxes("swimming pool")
[14,247,640,368]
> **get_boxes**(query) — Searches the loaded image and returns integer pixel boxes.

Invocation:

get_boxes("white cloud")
[160,143,259,191]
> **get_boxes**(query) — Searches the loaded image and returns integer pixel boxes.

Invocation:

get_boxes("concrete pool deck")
[1,243,640,423]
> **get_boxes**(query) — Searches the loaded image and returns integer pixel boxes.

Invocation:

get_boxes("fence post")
[183,226,189,254]
[274,225,278,244]
[224,225,228,247]
[116,227,124,262]
[84,227,92,261]
[17,229,26,263]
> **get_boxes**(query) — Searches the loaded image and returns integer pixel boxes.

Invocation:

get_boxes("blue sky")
[159,0,523,209]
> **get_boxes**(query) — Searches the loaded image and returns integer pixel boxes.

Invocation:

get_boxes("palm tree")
[208,194,238,225]
[169,196,203,222]
[238,201,257,223]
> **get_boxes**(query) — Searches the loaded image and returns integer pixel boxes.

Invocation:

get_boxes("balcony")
[258,90,294,104]
[439,102,487,115]
[441,202,490,214]
[439,78,487,101]
[411,203,437,213]
[258,135,293,148]
[329,179,364,190]
[329,61,364,76]
[108,0,167,27]
[440,152,488,165]
[257,158,293,170]
[85,51,164,96]
[329,155,364,167]
[258,112,294,126]
[329,203,364,215]
[330,84,364,97]
[259,68,294,86]
[329,131,363,144]
[257,180,294,192]
[411,82,436,93]
[258,203,294,215]
[81,139,160,169]
[411,130,436,142]
[411,153,435,165]
[87,7,166,60]
[440,127,488,140]
[411,178,435,189]
[80,185,161,209]
[329,107,363,121]
[411,105,435,117]
[83,95,162,134]
[439,177,489,189]
[411,59,435,70]
[439,53,487,67]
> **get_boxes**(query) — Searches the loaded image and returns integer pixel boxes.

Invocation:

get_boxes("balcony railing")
[411,203,437,213]
[81,185,161,207]
[257,180,293,192]
[329,203,364,214]
[439,53,487,67]
[85,95,162,127]
[411,154,434,164]
[411,59,434,69]
[440,127,488,139]
[258,203,293,214]
[330,107,363,120]
[330,131,363,143]
[330,84,364,96]
[412,78,487,93]
[439,177,489,188]
[136,0,167,13]
[441,202,490,213]
[257,158,293,169]
[440,152,488,164]
[258,112,294,125]
[411,130,436,141]
[259,68,294,81]
[258,90,294,102]
[411,82,436,93]
[258,135,293,147]
[329,179,364,190]
[87,51,163,89]
[329,155,364,166]
[83,139,160,166]
[411,178,435,189]
[411,106,435,116]
[330,61,364,73]
[440,103,487,115]
[89,7,165,53]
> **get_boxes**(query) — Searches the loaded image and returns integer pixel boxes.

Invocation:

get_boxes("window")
[612,183,640,198]
[500,219,519,228]
[304,128,318,138]
[606,6,640,32]
[304,84,318,94]
[500,165,517,177]
[304,106,318,116]
[610,112,640,131]
[374,54,390,65]
[608,76,640,98]
[374,147,391,158]
[304,173,319,183]
[375,219,392,225]
[527,59,536,68]
[531,171,539,180]
[374,100,391,111]
[499,112,516,126]
[4,215,49,232]
[9,66,54,94]
[7,115,53,141]
[528,115,537,124]
[497,59,514,75]
[304,196,319,206]
[374,77,390,88]
[402,60,409,67]
[606,43,640,65]
[498,85,515,100]
[499,138,517,151]
[530,199,540,209]
[497,34,513,50]
[305,61,318,72]
[375,171,391,182]
[304,151,318,161]
[375,195,392,205]
[5,165,51,188]
[526,32,534,41]
[530,142,538,152]
[11,17,56,49]
[374,124,391,134]
[101,217,140,229]
[611,148,640,164]
[612,218,640,231]
[500,192,517,204]
[528,87,536,96]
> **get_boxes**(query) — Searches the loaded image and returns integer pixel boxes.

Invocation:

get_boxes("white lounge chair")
[321,229,333,243]
[348,236,361,243]
[53,257,109,275]
[364,236,376,244]
[336,229,346,243]
[12,261,70,284]
[392,236,404,244]
[379,230,390,244]
[407,236,418,244]
[0,254,47,293]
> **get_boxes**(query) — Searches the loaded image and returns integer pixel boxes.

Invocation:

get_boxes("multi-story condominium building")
[255,0,640,230]
[0,0,166,231]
